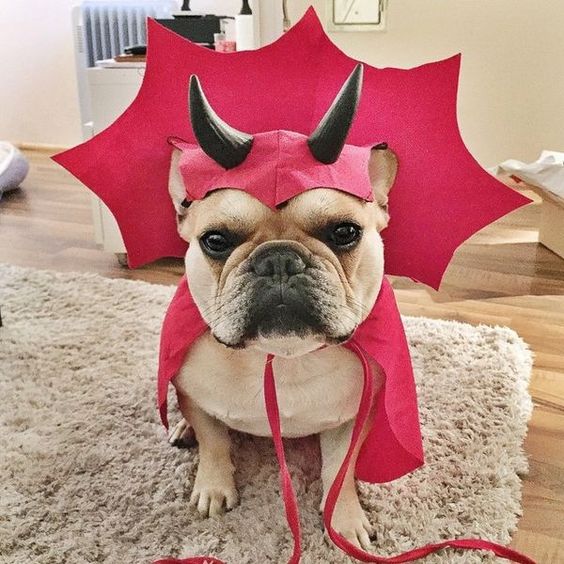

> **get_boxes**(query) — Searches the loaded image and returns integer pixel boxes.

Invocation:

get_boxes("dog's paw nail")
[362,520,375,539]
[325,503,374,551]
[325,527,372,552]
[189,485,238,518]
[358,528,373,551]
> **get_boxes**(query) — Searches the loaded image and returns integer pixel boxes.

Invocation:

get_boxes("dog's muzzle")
[245,243,323,338]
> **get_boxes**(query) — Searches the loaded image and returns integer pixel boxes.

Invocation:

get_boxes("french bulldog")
[166,140,397,550]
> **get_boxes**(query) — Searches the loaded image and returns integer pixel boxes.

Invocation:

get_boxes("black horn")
[189,75,254,169]
[307,64,363,164]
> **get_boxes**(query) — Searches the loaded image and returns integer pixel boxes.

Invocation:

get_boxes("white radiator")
[80,1,174,67]
[72,1,175,137]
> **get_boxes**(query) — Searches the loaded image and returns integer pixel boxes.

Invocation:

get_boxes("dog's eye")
[328,222,363,248]
[200,231,234,258]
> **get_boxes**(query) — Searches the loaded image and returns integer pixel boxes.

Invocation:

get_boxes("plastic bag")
[496,150,564,199]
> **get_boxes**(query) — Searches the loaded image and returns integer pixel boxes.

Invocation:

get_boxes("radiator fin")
[81,1,172,67]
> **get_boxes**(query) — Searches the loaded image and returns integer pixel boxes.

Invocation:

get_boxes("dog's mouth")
[250,280,334,337]
[211,288,357,353]
[253,297,321,337]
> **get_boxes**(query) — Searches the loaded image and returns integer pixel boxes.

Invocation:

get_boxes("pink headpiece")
[170,65,377,208]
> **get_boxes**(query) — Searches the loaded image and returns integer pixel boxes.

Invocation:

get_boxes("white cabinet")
[88,67,145,256]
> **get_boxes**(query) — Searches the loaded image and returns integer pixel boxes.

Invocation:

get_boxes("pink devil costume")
[154,68,534,564]
[51,10,534,562]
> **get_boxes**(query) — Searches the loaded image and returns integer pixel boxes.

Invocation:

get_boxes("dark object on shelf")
[240,0,252,15]
[124,44,147,55]
[155,15,223,44]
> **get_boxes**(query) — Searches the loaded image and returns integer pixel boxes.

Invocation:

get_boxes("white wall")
[0,1,562,166]
[0,0,275,148]
[288,1,564,166]
[0,0,83,147]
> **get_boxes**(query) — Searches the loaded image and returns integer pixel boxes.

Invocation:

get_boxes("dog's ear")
[168,149,189,220]
[367,144,398,226]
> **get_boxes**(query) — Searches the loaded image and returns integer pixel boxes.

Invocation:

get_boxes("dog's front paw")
[324,497,374,551]
[190,466,238,518]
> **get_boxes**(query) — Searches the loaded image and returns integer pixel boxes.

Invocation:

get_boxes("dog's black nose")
[251,246,307,277]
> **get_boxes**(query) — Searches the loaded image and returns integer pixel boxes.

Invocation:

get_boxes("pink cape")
[158,275,423,484]
[155,277,535,564]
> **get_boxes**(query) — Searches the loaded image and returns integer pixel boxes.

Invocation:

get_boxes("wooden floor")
[1,149,563,562]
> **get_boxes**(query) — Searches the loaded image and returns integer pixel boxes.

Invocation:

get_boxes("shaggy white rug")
[0,264,533,564]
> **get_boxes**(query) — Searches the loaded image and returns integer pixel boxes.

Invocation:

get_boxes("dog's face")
[169,147,397,357]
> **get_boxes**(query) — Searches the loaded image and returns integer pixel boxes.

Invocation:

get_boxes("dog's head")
[168,69,398,357]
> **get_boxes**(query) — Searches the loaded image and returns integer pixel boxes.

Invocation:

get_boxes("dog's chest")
[173,333,370,437]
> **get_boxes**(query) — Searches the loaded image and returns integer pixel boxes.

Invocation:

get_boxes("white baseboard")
[15,142,69,153]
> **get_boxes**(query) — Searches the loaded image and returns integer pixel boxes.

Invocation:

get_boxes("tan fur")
[168,146,397,550]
